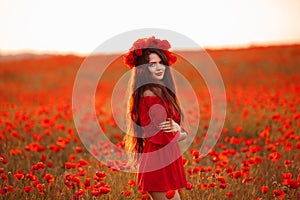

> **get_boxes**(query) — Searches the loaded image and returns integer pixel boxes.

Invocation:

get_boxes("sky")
[0,0,300,55]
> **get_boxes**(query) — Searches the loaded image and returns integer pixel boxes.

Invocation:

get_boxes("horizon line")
[1,40,299,57]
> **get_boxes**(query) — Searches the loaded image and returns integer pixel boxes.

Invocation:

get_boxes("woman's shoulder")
[143,89,156,97]
[139,90,162,106]
[141,90,162,101]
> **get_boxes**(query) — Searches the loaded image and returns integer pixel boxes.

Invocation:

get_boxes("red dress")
[137,96,187,192]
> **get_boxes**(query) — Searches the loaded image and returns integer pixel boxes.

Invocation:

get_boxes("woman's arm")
[159,118,187,141]
[177,126,188,141]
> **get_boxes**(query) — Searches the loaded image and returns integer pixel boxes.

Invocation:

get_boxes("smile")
[155,72,163,76]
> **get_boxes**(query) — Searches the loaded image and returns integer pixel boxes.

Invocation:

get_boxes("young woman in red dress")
[124,37,188,200]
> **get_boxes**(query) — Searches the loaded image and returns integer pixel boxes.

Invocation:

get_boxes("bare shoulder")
[143,90,156,97]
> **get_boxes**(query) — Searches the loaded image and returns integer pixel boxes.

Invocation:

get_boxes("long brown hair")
[124,48,182,155]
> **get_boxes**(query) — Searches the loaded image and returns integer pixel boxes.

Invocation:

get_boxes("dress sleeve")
[138,97,179,145]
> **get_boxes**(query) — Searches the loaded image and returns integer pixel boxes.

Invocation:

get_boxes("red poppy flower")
[164,50,177,66]
[65,162,76,169]
[64,180,73,189]
[2,185,14,194]
[49,145,60,153]
[72,176,80,186]
[214,168,222,175]
[273,189,285,199]
[68,154,76,162]
[245,139,254,146]
[123,36,177,69]
[242,177,254,184]
[44,129,52,135]
[25,174,37,181]
[24,186,33,193]
[36,183,46,194]
[75,146,83,153]
[235,126,243,133]
[78,159,89,166]
[0,188,5,195]
[192,150,200,159]
[268,152,281,162]
[14,173,24,180]
[39,118,54,128]
[281,172,292,180]
[40,155,47,162]
[261,185,268,194]
[286,179,299,189]
[226,192,234,198]
[141,193,151,200]
[266,144,276,151]
[91,189,100,196]
[233,171,242,179]
[271,113,281,120]
[84,178,90,188]
[125,179,136,188]
[259,127,270,138]
[212,156,220,162]
[134,49,143,56]
[226,167,234,174]
[296,142,300,149]
[284,142,293,150]
[182,157,188,166]
[206,166,212,171]
[255,156,263,164]
[75,189,85,198]
[95,171,106,181]
[44,174,54,183]
[210,182,217,188]
[218,176,226,184]
[33,179,40,187]
[249,145,262,154]
[186,168,193,177]
[198,183,208,190]
[36,162,46,170]
[53,123,65,131]
[166,190,175,199]
[47,162,53,168]
[56,137,66,148]
[186,182,193,190]
[123,190,132,197]
[99,186,111,194]
[123,53,136,68]
[1,173,8,182]
[219,183,226,189]
[230,137,242,145]
[0,154,7,164]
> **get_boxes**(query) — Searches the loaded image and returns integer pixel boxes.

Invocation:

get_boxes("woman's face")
[147,53,166,81]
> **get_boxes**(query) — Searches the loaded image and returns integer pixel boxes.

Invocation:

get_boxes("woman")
[124,36,188,200]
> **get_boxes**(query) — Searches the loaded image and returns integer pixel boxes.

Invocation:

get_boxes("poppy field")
[0,44,300,199]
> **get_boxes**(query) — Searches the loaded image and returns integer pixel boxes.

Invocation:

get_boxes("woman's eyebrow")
[149,60,161,63]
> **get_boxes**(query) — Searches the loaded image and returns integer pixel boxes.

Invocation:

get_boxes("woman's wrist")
[175,124,181,132]
[177,126,187,141]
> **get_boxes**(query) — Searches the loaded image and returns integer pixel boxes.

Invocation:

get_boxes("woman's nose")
[156,63,164,70]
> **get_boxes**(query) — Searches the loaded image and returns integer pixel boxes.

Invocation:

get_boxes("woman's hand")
[159,118,187,141]
[159,118,180,133]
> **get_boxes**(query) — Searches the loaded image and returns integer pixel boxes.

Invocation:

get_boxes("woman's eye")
[149,63,156,67]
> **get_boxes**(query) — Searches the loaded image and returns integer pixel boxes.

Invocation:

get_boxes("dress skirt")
[137,96,187,192]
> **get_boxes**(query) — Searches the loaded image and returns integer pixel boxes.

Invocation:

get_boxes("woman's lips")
[155,72,163,76]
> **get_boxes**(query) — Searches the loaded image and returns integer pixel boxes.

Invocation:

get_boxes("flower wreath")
[123,36,177,69]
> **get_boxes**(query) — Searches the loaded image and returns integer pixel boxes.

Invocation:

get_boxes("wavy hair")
[124,48,182,156]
